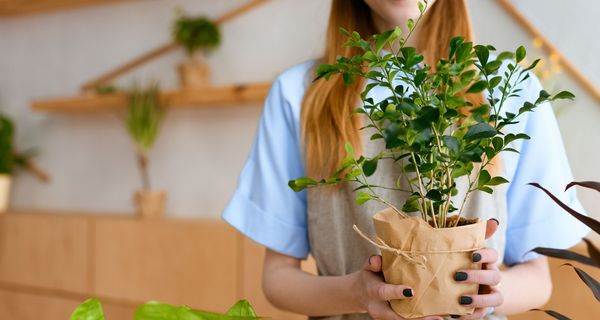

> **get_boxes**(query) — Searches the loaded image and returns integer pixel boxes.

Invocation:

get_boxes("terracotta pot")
[134,190,166,218]
[178,61,211,88]
[372,208,486,318]
[0,174,11,213]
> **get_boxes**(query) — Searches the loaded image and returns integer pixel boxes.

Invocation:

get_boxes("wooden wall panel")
[0,287,82,320]
[94,217,239,312]
[0,213,90,293]
[510,242,600,319]
[240,234,316,320]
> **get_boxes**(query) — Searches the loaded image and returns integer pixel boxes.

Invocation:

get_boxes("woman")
[222,1,589,319]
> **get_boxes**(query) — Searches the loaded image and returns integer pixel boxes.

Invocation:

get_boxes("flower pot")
[134,190,166,218]
[178,61,211,89]
[372,208,486,318]
[0,174,11,212]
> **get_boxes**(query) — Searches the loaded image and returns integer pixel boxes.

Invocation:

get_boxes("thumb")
[485,218,500,240]
[364,254,382,273]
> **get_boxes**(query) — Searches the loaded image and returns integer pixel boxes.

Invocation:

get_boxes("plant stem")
[137,150,151,192]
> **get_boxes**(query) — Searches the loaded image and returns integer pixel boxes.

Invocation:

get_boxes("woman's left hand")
[452,219,504,320]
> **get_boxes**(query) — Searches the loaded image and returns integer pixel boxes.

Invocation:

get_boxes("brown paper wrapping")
[371,208,486,318]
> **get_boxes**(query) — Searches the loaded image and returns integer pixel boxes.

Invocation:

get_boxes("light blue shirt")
[222,60,590,266]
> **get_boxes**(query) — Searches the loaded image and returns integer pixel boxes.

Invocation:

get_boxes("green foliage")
[70,298,105,320]
[173,10,221,56]
[0,113,14,175]
[70,298,261,320]
[529,181,600,319]
[288,0,575,228]
[126,83,165,155]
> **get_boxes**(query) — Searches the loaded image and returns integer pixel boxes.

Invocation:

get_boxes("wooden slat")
[80,0,271,91]
[93,217,239,312]
[240,234,317,320]
[31,82,271,113]
[0,0,132,17]
[0,213,90,294]
[496,0,600,103]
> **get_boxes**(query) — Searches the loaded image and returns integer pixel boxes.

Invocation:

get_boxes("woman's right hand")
[351,255,444,320]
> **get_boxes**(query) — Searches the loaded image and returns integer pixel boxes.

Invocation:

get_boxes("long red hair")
[301,0,484,178]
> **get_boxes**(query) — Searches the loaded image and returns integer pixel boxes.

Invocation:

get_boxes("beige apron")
[306,124,508,320]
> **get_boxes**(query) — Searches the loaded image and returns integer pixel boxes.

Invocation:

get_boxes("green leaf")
[344,142,355,157]
[356,191,373,205]
[516,46,526,63]
[455,42,473,63]
[474,45,490,66]
[363,159,378,177]
[488,176,509,186]
[489,76,502,89]
[70,298,104,320]
[464,123,497,141]
[478,186,494,194]
[449,36,465,60]
[426,189,443,201]
[478,170,491,187]
[226,300,257,317]
[536,90,551,104]
[288,177,318,192]
[443,135,460,156]
[552,91,575,101]
[466,80,487,94]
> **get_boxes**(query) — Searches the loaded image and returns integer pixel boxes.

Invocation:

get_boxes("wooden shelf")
[31,82,271,113]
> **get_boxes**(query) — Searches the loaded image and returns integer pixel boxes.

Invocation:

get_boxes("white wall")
[0,0,598,220]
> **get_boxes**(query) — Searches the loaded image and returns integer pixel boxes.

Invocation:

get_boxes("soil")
[427,215,480,228]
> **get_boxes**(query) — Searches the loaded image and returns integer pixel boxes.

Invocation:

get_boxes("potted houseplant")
[529,181,600,319]
[0,113,14,212]
[0,113,47,212]
[70,297,261,320]
[173,9,221,89]
[288,1,575,317]
[126,83,167,218]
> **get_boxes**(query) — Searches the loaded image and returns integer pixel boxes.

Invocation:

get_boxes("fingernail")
[454,272,468,281]
[368,255,374,265]
[460,296,473,305]
[472,253,482,262]
[450,315,461,319]
[491,218,500,226]
[403,288,413,297]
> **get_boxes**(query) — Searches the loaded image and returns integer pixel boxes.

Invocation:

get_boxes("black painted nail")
[491,218,500,226]
[472,252,482,262]
[460,296,473,305]
[454,271,468,281]
[450,315,461,319]
[403,288,413,297]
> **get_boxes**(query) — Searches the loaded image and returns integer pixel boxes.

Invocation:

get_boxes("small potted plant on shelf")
[173,8,221,89]
[126,83,167,218]
[289,1,575,317]
[0,112,48,212]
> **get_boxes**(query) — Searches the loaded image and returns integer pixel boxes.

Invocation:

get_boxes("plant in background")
[0,112,47,212]
[126,82,168,218]
[289,1,574,229]
[0,113,14,175]
[127,82,165,192]
[173,9,221,57]
[529,181,600,320]
[287,0,576,317]
[70,297,262,320]
[172,9,221,88]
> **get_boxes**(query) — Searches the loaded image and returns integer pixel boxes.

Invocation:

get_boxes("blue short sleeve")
[503,76,590,266]
[222,62,313,259]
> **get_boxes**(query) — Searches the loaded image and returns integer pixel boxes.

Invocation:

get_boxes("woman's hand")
[350,255,444,320]
[452,218,503,320]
